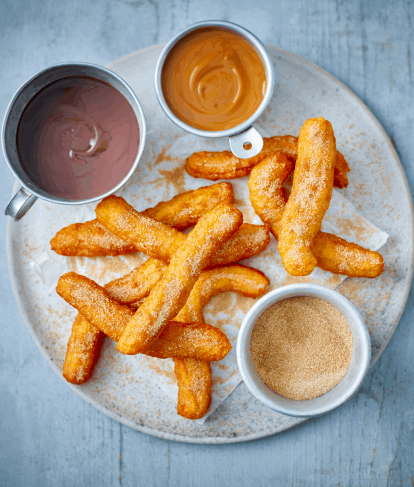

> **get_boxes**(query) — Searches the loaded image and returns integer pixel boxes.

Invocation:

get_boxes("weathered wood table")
[0,0,413,485]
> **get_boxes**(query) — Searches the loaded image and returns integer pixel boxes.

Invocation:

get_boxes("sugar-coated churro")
[173,264,269,419]
[248,151,384,277]
[175,265,270,323]
[186,135,349,188]
[62,313,105,385]
[51,219,136,257]
[142,182,233,229]
[104,258,166,306]
[61,194,268,382]
[173,294,212,420]
[173,358,212,420]
[50,183,234,256]
[95,195,269,267]
[57,272,231,361]
[116,202,243,355]
[278,118,336,276]
[248,152,294,239]
[312,233,384,278]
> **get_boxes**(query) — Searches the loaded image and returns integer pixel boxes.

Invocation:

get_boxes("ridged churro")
[51,219,136,257]
[50,183,234,256]
[175,265,270,323]
[248,152,294,239]
[173,264,269,419]
[62,258,168,384]
[312,233,384,278]
[278,118,336,276]
[95,195,269,267]
[248,152,384,277]
[186,135,349,189]
[62,313,105,384]
[61,213,268,384]
[116,202,243,355]
[142,182,233,229]
[57,272,231,361]
[173,358,212,420]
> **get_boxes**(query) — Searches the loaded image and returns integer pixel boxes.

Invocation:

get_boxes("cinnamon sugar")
[250,297,352,400]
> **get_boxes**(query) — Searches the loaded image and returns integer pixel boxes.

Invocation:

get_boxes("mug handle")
[229,126,264,159]
[5,186,38,221]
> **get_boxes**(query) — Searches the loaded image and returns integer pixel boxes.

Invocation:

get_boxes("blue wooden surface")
[1,0,413,485]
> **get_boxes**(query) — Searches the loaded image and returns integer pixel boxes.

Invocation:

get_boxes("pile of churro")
[51,117,384,420]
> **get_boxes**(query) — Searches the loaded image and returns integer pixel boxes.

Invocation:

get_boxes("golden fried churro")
[50,183,234,256]
[99,195,185,263]
[57,272,231,361]
[62,230,269,384]
[173,297,211,420]
[248,152,294,239]
[175,265,270,323]
[185,135,349,188]
[146,321,231,361]
[173,358,212,420]
[104,258,166,305]
[116,203,243,355]
[248,152,384,277]
[173,264,269,419]
[51,219,136,257]
[62,258,166,384]
[278,118,336,276]
[312,233,384,277]
[142,182,233,229]
[95,195,269,267]
[210,223,270,267]
[62,313,105,384]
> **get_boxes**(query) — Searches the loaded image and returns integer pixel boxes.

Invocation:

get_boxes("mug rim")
[2,62,146,206]
[154,20,275,138]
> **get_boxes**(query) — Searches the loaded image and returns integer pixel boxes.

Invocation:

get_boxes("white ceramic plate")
[7,44,413,443]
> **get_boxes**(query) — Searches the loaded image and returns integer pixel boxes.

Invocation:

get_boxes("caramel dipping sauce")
[17,77,139,200]
[161,27,267,131]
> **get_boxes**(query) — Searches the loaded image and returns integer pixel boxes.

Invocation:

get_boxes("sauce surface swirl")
[17,77,139,200]
[162,27,267,131]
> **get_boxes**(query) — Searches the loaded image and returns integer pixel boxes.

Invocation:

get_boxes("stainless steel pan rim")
[2,62,146,214]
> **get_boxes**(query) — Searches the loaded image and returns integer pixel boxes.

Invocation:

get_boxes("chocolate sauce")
[17,77,139,200]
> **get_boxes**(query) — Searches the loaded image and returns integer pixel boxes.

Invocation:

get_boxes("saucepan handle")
[229,126,264,159]
[5,186,38,221]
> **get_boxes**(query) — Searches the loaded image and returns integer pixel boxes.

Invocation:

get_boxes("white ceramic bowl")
[237,284,371,417]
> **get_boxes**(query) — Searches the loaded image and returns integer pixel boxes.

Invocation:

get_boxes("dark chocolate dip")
[17,77,139,200]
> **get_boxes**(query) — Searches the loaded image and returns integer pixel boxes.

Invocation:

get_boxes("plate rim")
[6,43,414,444]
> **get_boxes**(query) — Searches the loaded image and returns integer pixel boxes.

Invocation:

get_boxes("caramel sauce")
[162,27,267,131]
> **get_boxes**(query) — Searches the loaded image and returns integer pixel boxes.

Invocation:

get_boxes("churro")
[51,219,136,257]
[116,202,243,355]
[62,313,105,385]
[186,135,349,188]
[142,182,233,229]
[248,152,294,238]
[95,195,269,267]
[173,264,269,419]
[57,272,231,361]
[50,183,233,256]
[175,265,270,323]
[62,259,167,384]
[61,222,269,384]
[173,292,212,419]
[278,118,336,276]
[248,152,384,277]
